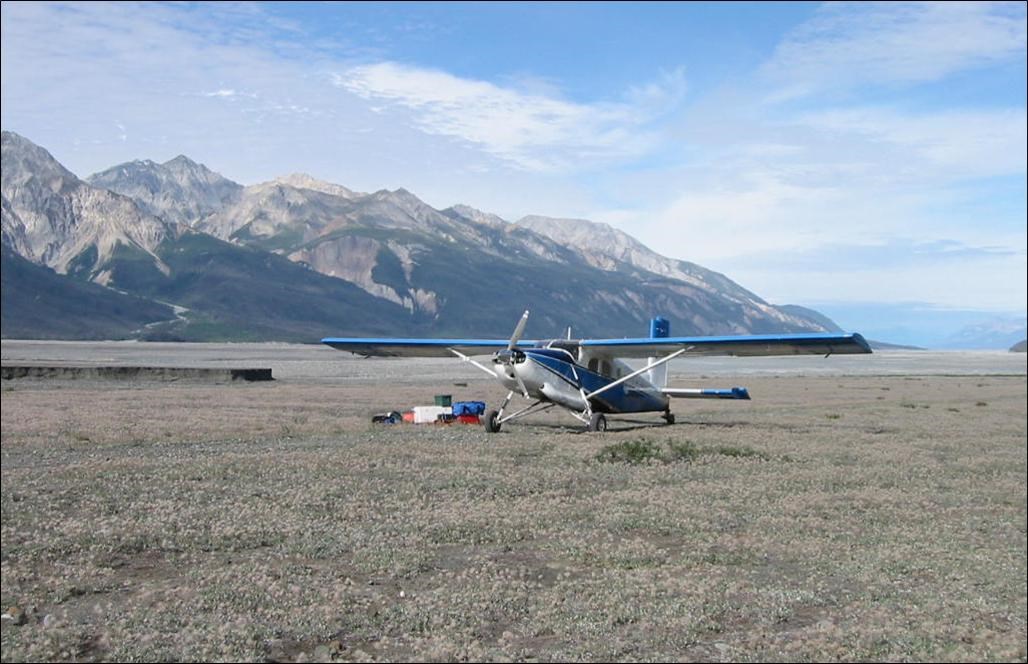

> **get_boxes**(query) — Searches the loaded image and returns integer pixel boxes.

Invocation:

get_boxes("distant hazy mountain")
[1010,340,1026,352]
[3,130,847,341]
[942,318,1028,350]
[867,340,924,351]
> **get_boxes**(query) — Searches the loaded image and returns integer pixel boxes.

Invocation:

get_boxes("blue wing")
[323,332,871,358]
[581,332,871,358]
[321,337,539,357]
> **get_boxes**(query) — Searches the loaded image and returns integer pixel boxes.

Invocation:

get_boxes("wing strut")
[583,347,689,401]
[448,348,496,377]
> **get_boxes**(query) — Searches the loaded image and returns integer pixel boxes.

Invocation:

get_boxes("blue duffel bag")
[452,401,486,416]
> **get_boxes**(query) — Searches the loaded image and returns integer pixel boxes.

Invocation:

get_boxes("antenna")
[566,326,572,340]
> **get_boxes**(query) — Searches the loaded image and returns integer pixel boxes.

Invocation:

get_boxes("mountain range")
[2,130,842,342]
[942,318,1028,351]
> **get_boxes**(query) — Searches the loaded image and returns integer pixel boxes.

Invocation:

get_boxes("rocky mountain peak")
[87,153,241,227]
[516,215,647,256]
[1,130,80,195]
[163,154,231,183]
[363,188,460,232]
[1,132,170,279]
[443,204,510,228]
[274,173,358,199]
[196,178,356,243]
[160,155,221,182]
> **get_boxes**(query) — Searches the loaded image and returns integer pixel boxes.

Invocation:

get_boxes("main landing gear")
[482,391,556,433]
[482,391,676,433]
[484,409,501,433]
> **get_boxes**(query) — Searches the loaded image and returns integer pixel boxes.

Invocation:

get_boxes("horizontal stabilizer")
[663,387,751,400]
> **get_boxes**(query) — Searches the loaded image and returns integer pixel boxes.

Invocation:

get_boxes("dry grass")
[1,369,1025,662]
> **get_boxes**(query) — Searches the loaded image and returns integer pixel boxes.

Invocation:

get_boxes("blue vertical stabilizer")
[650,317,669,339]
[647,317,671,388]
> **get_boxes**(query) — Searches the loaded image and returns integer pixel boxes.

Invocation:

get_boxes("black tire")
[663,412,675,425]
[588,412,607,432]
[484,409,501,433]
[388,411,403,424]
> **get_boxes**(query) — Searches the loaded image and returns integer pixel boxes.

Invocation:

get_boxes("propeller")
[498,310,530,397]
[508,309,530,350]
[451,310,530,391]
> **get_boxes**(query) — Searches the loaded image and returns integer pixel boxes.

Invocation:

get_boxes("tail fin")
[646,317,670,388]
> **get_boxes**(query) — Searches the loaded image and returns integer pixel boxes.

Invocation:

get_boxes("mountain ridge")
[1,131,172,282]
[2,130,847,341]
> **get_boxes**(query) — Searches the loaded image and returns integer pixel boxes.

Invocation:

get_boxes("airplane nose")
[494,349,526,364]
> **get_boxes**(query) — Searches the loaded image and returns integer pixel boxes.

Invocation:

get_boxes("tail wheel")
[484,409,501,433]
[587,412,607,432]
[663,411,675,425]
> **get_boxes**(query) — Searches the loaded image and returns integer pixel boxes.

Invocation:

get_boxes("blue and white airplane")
[323,311,871,432]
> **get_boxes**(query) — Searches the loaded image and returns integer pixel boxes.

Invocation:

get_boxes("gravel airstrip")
[1,341,1025,662]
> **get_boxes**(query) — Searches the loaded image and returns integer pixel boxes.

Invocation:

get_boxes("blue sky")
[2,1,1026,345]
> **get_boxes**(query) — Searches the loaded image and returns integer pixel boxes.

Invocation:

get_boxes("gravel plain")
[1,341,1025,662]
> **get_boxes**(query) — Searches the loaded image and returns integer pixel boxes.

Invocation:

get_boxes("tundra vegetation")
[1,368,1025,662]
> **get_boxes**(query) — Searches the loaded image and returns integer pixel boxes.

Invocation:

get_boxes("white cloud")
[799,107,1027,179]
[725,249,1026,311]
[333,61,686,172]
[624,97,1026,269]
[1,0,1024,317]
[763,1,1026,97]
[199,89,258,100]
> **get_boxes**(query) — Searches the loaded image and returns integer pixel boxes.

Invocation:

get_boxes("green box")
[434,394,452,407]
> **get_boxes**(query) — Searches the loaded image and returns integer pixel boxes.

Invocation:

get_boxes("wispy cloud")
[199,89,258,100]
[623,1,1027,313]
[798,107,1027,180]
[729,238,1021,272]
[333,61,686,172]
[630,0,1027,268]
[722,249,1026,312]
[1,1,1024,317]
[762,1,1026,98]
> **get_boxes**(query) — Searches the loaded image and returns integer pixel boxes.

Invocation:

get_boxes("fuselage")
[493,347,669,414]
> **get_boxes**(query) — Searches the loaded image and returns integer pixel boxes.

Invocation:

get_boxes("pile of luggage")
[372,396,487,425]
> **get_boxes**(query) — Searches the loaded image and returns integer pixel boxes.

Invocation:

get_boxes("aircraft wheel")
[663,412,675,425]
[484,410,501,433]
[588,413,607,432]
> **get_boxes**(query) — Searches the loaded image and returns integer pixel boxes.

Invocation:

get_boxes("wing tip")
[849,332,872,353]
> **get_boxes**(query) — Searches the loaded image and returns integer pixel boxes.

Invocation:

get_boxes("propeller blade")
[507,310,530,350]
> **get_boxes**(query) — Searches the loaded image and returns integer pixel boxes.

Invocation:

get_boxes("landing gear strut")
[483,392,556,433]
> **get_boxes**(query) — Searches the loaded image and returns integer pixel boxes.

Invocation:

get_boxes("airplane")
[322,311,872,433]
